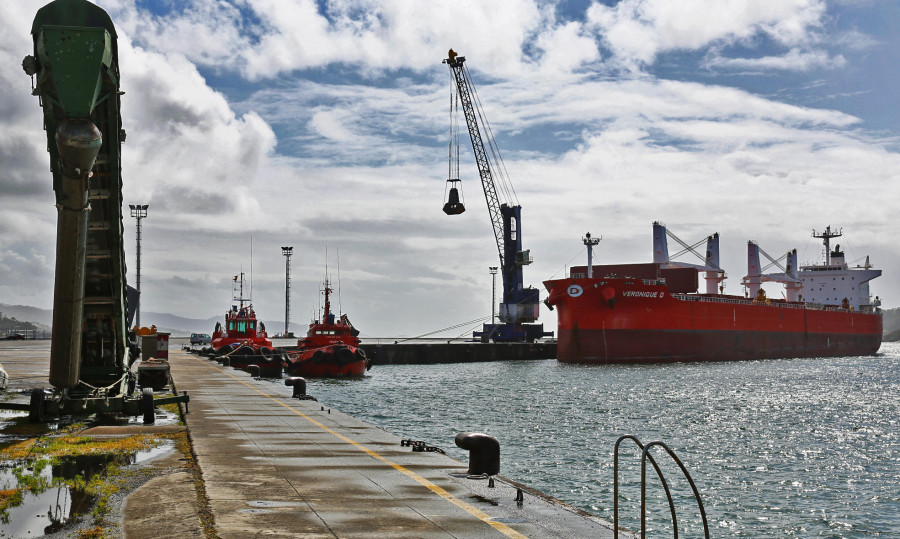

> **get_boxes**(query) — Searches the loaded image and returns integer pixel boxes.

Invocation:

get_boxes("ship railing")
[670,294,874,314]
[670,294,808,308]
[614,435,709,539]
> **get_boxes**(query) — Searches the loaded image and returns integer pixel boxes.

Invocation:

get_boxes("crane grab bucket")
[443,179,466,215]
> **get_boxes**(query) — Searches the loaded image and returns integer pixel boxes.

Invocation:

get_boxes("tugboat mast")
[233,272,250,309]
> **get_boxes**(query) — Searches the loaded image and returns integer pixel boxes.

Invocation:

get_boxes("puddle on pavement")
[0,442,173,537]
[246,500,303,508]
[469,494,500,506]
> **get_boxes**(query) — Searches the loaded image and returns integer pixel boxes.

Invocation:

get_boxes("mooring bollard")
[454,432,500,476]
[222,356,230,367]
[285,376,307,398]
[247,365,260,377]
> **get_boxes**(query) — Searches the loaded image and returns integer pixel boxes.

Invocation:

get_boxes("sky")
[1,0,899,338]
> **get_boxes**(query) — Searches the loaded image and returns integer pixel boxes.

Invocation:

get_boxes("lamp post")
[282,246,293,336]
[129,204,149,327]
[489,266,498,325]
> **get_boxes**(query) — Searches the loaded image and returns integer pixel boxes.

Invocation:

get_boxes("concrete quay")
[0,341,622,538]
[171,350,619,537]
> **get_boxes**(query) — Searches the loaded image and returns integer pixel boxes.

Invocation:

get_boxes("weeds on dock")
[0,418,170,534]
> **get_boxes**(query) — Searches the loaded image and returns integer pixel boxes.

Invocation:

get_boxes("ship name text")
[623,290,664,298]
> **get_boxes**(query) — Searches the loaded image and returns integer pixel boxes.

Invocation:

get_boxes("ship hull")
[545,277,883,364]
[285,345,369,377]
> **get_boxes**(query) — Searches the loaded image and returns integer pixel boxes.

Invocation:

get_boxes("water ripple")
[301,342,900,537]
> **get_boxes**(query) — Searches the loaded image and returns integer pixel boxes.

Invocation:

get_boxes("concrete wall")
[360,342,556,365]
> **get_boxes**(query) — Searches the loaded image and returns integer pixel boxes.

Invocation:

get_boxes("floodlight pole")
[489,266,498,325]
[129,204,149,327]
[282,246,293,335]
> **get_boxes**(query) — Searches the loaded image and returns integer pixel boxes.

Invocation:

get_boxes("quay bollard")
[454,432,500,476]
[222,356,230,367]
[246,365,260,377]
[285,376,307,398]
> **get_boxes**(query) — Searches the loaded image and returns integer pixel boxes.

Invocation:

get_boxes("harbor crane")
[442,50,551,342]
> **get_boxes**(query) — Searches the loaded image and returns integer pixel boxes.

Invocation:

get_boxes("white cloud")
[586,0,829,70]
[704,48,846,71]
[2,0,899,337]
[534,21,601,74]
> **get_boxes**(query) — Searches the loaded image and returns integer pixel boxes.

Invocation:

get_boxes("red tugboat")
[284,279,369,377]
[210,273,282,376]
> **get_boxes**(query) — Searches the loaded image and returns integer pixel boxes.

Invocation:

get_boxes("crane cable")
[396,315,492,342]
[463,63,519,208]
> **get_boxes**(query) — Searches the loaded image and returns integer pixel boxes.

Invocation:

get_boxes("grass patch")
[0,433,157,461]
[0,431,166,533]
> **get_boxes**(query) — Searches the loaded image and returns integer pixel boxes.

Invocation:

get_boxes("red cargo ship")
[284,279,369,377]
[544,224,883,363]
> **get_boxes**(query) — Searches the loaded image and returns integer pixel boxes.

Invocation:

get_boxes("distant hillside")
[0,303,304,337]
[883,308,900,342]
[0,311,46,335]
[140,312,305,337]
[883,307,899,331]
[0,304,52,328]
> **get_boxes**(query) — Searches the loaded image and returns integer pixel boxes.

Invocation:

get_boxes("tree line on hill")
[883,307,900,342]
[0,312,41,336]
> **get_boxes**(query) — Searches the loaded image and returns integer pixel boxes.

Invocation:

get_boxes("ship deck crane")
[442,50,551,342]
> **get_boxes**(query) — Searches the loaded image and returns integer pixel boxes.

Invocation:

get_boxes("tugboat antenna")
[337,247,342,315]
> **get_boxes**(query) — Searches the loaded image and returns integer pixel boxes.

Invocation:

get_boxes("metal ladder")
[614,435,709,538]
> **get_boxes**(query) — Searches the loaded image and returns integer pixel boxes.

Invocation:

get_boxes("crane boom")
[445,54,506,265]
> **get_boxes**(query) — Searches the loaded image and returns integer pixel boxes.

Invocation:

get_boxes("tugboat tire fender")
[336,347,354,365]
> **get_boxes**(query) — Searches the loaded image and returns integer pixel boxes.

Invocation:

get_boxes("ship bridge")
[799,227,881,310]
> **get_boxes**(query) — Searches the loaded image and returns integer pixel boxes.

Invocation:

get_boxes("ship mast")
[233,271,250,310]
[322,279,333,321]
[812,226,842,266]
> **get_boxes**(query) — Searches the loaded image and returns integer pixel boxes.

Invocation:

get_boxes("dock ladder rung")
[613,434,709,538]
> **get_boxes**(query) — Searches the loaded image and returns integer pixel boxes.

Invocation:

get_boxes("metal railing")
[614,435,709,538]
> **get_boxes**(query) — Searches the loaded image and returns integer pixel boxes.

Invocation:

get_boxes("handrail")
[641,441,709,538]
[613,435,709,539]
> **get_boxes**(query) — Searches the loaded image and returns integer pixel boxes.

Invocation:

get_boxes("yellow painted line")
[191,356,528,539]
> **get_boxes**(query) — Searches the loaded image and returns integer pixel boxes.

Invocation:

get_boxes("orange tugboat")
[284,279,369,377]
[209,273,283,376]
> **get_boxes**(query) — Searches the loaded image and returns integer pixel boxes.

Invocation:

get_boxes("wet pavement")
[172,349,619,538]
[0,341,622,538]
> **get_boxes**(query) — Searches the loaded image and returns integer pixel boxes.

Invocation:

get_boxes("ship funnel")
[442,179,466,215]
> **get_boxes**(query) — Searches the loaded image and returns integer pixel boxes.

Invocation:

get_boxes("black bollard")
[247,365,260,377]
[454,432,500,476]
[222,356,230,367]
[285,376,307,398]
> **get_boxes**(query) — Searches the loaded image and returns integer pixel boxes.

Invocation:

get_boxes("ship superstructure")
[796,226,881,309]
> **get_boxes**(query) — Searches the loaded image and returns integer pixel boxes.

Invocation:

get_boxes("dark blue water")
[299,342,900,537]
